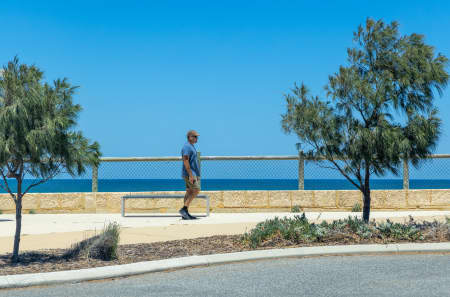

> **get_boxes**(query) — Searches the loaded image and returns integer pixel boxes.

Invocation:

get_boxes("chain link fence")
[94,156,299,192]
[407,156,450,189]
[4,154,449,193]
[303,159,406,190]
[201,158,298,191]
[0,166,93,194]
[98,159,184,192]
[91,154,450,192]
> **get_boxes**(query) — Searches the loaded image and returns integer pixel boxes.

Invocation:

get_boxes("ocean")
[0,178,449,193]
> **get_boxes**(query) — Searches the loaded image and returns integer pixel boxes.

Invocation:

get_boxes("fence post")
[298,151,304,190]
[92,165,98,192]
[403,158,409,190]
[197,151,201,176]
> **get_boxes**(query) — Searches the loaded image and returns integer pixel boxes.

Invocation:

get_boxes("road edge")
[1,242,449,289]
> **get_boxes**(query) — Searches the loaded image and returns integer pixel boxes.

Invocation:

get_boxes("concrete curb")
[1,242,449,289]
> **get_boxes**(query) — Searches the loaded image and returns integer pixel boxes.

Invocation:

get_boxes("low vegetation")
[291,205,302,213]
[242,214,450,249]
[1,217,448,276]
[64,222,120,261]
[351,203,362,212]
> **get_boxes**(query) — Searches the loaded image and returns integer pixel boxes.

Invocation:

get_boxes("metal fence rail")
[90,153,450,192]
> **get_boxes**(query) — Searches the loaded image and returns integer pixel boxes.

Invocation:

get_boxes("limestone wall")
[0,189,449,214]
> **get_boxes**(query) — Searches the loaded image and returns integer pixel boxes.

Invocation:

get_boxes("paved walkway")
[0,211,449,254]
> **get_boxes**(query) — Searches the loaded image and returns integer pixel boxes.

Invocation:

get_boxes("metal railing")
[90,153,450,192]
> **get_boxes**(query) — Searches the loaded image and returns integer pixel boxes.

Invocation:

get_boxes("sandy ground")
[0,211,448,254]
[0,223,258,254]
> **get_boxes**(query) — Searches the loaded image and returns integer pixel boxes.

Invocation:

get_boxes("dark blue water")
[0,179,449,193]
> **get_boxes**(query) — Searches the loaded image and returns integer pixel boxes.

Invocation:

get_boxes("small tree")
[282,19,448,222]
[0,57,101,262]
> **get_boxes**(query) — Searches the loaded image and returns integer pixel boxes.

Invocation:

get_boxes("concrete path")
[0,211,449,254]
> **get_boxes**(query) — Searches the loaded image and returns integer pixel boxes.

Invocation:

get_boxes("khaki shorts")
[183,176,201,191]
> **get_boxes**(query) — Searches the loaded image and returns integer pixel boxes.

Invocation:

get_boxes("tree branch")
[328,158,362,191]
[6,162,15,178]
[0,181,11,198]
[22,177,51,196]
[22,164,62,196]
[309,135,362,191]
[0,168,16,201]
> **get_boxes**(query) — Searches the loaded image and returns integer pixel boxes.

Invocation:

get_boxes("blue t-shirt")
[181,142,200,177]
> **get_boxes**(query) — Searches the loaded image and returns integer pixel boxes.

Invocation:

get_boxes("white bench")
[121,194,210,217]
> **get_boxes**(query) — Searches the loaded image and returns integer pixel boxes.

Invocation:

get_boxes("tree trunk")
[12,180,23,263]
[362,189,371,223]
[12,196,22,262]
[362,165,371,223]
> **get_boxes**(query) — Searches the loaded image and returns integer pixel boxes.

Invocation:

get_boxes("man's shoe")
[179,208,190,220]
[187,212,198,220]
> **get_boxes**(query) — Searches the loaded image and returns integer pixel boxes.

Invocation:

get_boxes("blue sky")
[1,0,449,158]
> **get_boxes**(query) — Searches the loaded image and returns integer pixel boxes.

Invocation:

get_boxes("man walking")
[179,130,201,220]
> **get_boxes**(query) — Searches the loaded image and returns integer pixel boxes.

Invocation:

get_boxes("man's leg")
[179,179,193,219]
[185,189,199,207]
[184,188,199,219]
[184,189,194,207]
[179,177,200,219]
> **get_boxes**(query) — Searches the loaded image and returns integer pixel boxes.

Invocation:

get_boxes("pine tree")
[282,19,448,222]
[0,57,101,262]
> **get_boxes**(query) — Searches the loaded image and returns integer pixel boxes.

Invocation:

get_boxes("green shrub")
[63,234,98,259]
[446,219,450,240]
[64,222,121,261]
[90,222,121,260]
[291,205,302,213]
[377,219,422,241]
[28,209,36,214]
[0,210,3,215]
[241,214,448,248]
[242,213,329,248]
[326,216,375,239]
[351,203,362,212]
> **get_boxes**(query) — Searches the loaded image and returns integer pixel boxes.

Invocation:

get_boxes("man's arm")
[183,155,195,183]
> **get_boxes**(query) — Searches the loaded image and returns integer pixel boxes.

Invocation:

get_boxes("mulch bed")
[1,235,448,276]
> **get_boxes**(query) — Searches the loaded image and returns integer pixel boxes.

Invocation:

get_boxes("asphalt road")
[1,254,449,297]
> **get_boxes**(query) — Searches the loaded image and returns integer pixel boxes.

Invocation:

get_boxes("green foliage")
[319,216,375,239]
[447,222,450,241]
[90,222,121,260]
[281,19,449,222]
[242,214,446,248]
[0,57,101,197]
[0,209,3,215]
[351,202,362,212]
[377,219,422,240]
[28,209,36,214]
[0,57,102,262]
[291,205,302,212]
[64,222,120,261]
[242,213,318,248]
